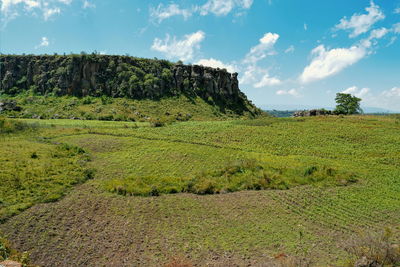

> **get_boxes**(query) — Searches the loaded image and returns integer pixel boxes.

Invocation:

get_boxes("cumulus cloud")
[276,89,300,97]
[35,36,49,48]
[240,65,281,88]
[361,27,389,48]
[335,1,384,38]
[300,45,367,83]
[243,32,279,64]
[239,32,281,88]
[299,24,390,84]
[342,86,370,98]
[200,0,253,16]
[1,0,73,22]
[149,0,253,23]
[363,87,400,111]
[382,87,400,97]
[196,58,236,73]
[254,73,281,87]
[150,3,192,23]
[151,31,205,61]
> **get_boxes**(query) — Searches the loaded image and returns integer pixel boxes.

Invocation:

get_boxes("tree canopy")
[334,93,363,115]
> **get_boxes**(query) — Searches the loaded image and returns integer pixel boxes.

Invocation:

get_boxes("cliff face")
[0,55,256,114]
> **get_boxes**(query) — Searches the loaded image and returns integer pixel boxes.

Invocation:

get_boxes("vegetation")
[0,94,262,122]
[0,118,94,222]
[0,115,399,266]
[0,235,32,266]
[344,228,400,266]
[0,55,262,117]
[334,93,363,115]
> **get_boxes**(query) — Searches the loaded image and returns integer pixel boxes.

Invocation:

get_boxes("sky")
[1,0,400,111]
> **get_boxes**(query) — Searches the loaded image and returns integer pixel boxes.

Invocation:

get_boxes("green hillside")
[1,115,399,266]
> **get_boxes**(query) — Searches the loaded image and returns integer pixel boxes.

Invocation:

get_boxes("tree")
[334,93,363,115]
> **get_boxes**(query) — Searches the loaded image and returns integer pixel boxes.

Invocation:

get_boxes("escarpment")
[0,55,259,115]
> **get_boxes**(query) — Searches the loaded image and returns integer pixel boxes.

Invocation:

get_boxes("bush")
[0,117,36,134]
[344,228,400,266]
[149,118,166,127]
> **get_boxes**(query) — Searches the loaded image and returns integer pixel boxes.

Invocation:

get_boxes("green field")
[1,115,399,266]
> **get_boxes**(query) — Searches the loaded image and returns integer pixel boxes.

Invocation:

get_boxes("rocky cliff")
[0,55,258,114]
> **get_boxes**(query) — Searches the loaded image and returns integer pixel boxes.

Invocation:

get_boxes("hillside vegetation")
[0,94,261,122]
[0,55,262,118]
[1,115,399,266]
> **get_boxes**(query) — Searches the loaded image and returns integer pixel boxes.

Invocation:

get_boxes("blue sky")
[1,0,400,111]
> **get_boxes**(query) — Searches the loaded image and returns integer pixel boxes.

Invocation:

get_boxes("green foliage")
[0,117,37,134]
[345,228,400,266]
[0,130,92,221]
[0,115,399,266]
[334,93,362,115]
[0,235,33,266]
[104,158,357,196]
[0,94,256,122]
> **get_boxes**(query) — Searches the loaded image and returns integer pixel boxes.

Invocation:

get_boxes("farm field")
[1,115,400,266]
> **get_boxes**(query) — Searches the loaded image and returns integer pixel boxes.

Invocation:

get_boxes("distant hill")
[0,54,263,120]
[263,104,398,117]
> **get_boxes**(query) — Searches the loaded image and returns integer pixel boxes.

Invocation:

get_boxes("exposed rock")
[0,260,22,267]
[0,100,22,113]
[0,55,258,115]
[293,109,332,117]
[353,256,379,267]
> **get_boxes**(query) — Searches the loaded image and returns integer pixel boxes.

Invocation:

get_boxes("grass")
[0,94,262,122]
[0,115,399,266]
[0,118,94,222]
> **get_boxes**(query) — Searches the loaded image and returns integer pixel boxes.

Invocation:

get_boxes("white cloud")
[300,44,367,83]
[382,87,400,97]
[395,8,400,14]
[364,87,400,111]
[35,36,49,48]
[196,58,236,73]
[43,7,60,20]
[240,65,281,88]
[200,0,253,16]
[82,0,95,9]
[151,31,205,61]
[369,27,388,39]
[304,23,307,31]
[300,22,392,84]
[393,23,400,34]
[240,32,281,88]
[150,3,192,23]
[1,0,73,23]
[335,1,385,38]
[254,73,281,87]
[360,27,389,48]
[244,32,279,64]
[149,0,253,22]
[276,89,300,97]
[285,45,294,53]
[342,86,370,98]
[1,0,39,11]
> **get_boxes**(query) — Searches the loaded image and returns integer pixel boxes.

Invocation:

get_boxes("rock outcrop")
[0,55,258,115]
[293,109,332,117]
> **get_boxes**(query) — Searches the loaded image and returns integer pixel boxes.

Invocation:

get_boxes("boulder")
[0,260,22,267]
[0,100,22,113]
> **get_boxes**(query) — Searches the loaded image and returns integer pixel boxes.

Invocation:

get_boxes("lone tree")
[334,93,363,115]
